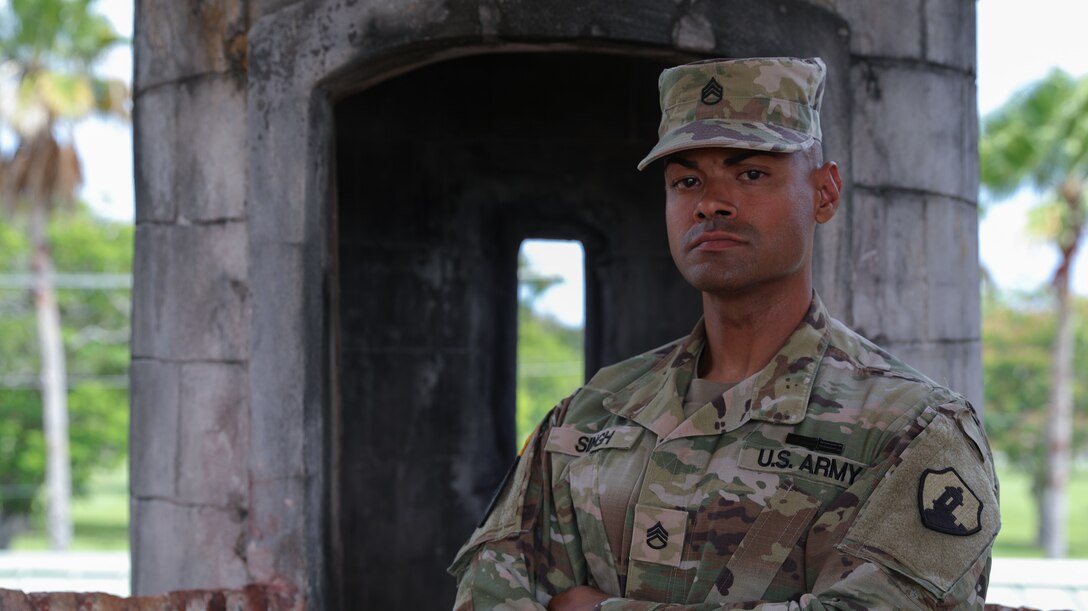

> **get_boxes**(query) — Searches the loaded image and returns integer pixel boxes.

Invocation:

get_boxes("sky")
[71,0,133,223]
[75,0,1088,327]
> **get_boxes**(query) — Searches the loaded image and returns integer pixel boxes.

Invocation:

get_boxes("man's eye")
[740,169,766,181]
[672,176,700,189]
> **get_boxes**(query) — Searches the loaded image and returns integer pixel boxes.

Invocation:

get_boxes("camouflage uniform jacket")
[450,294,999,610]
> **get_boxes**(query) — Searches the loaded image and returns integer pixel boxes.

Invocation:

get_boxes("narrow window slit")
[516,239,586,447]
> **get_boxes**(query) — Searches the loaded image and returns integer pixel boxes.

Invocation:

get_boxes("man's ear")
[813,162,842,224]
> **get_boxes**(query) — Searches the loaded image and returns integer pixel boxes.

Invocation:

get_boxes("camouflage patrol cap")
[637,57,826,170]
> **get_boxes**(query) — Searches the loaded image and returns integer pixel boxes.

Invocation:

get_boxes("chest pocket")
[549,425,646,597]
[702,484,820,604]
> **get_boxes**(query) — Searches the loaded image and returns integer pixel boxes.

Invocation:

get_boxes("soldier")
[450,57,999,610]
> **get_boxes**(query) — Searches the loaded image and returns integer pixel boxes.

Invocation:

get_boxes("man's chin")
[685,275,752,295]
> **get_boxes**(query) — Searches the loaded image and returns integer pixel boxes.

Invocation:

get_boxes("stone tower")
[130,1,980,608]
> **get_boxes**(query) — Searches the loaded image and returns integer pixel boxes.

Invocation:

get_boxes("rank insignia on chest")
[645,521,669,550]
[630,504,688,567]
[918,467,983,536]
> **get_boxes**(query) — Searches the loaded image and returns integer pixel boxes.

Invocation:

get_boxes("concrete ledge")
[0,552,129,597]
[0,585,299,611]
[987,558,1088,611]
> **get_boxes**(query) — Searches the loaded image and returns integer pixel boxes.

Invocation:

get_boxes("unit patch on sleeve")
[918,467,982,536]
[839,408,999,598]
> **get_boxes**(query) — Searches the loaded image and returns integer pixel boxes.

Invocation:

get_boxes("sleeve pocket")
[838,406,999,598]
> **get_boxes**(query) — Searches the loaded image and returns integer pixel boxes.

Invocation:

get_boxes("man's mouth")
[689,231,747,252]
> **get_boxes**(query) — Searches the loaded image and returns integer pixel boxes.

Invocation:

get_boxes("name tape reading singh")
[545,425,642,457]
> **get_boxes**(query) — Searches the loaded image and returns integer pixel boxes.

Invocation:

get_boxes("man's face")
[663,146,840,297]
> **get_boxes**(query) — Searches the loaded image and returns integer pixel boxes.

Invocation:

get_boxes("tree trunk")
[1032,468,1048,547]
[30,205,72,551]
[1040,181,1084,558]
[1041,262,1074,558]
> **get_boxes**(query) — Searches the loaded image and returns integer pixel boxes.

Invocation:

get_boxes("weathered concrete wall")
[130,0,980,609]
[130,0,253,599]
[821,0,981,399]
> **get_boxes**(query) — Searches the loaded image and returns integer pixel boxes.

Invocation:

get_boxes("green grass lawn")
[992,464,1088,558]
[10,463,128,551]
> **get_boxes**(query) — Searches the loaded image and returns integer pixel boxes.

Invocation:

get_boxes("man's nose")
[694,181,738,219]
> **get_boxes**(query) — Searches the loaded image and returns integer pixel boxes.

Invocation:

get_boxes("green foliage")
[516,303,583,447]
[0,389,44,519]
[515,252,584,447]
[0,0,128,145]
[981,70,1088,198]
[980,70,1088,261]
[0,206,131,531]
[982,293,1088,471]
[1,0,120,62]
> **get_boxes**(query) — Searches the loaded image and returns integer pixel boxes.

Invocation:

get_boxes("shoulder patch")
[918,467,982,536]
[839,405,999,597]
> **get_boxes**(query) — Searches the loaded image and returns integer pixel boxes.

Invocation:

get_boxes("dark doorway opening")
[333,51,699,609]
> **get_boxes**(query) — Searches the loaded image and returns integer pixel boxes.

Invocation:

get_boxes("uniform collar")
[601,293,833,439]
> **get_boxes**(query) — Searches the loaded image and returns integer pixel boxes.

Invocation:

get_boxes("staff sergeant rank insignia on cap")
[918,467,983,536]
[700,77,723,105]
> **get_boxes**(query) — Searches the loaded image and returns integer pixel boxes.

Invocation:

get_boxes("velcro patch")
[630,504,688,567]
[839,405,1000,597]
[739,443,867,488]
[545,425,642,457]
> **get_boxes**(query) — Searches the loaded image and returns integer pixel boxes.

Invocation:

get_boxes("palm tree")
[980,69,1088,558]
[0,0,126,549]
